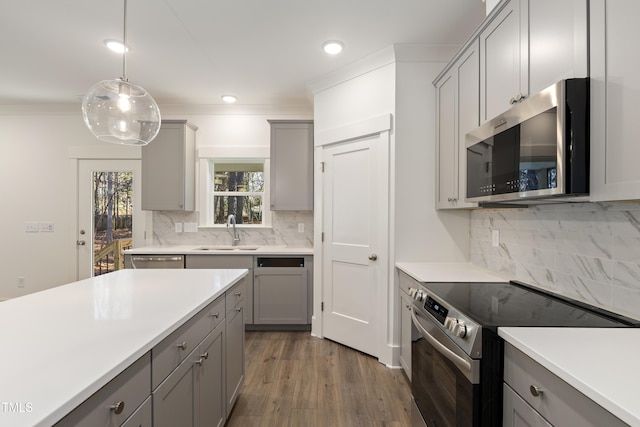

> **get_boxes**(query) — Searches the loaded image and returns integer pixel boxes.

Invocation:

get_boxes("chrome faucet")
[227,214,240,246]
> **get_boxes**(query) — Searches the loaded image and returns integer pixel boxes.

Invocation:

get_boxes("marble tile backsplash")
[152,211,314,248]
[470,202,640,320]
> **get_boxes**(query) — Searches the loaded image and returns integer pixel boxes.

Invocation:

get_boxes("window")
[202,159,269,226]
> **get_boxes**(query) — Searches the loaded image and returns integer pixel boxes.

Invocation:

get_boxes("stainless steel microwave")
[466,78,589,203]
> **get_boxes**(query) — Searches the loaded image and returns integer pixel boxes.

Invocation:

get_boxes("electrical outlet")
[17,277,25,288]
[492,230,500,247]
[298,223,304,233]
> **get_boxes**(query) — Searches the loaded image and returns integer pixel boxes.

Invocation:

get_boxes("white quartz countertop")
[395,262,508,283]
[499,327,640,427]
[125,244,313,255]
[0,268,247,427]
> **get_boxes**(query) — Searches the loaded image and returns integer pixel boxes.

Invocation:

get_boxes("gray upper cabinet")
[479,0,587,123]
[268,120,313,211]
[142,120,198,211]
[480,0,524,123]
[435,40,479,209]
[590,0,640,201]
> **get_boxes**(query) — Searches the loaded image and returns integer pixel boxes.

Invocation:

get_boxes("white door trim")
[314,113,392,147]
[312,115,391,365]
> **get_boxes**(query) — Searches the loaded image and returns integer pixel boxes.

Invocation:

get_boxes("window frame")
[198,155,271,228]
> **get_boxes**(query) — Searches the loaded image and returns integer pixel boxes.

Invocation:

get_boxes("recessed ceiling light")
[104,39,129,53]
[322,40,344,55]
[221,95,237,103]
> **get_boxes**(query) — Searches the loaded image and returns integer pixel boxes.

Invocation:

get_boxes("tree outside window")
[209,160,265,225]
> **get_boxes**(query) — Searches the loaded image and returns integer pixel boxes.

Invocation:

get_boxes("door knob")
[76,240,86,246]
[368,254,378,261]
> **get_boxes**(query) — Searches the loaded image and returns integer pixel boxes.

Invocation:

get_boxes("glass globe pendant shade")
[82,78,161,145]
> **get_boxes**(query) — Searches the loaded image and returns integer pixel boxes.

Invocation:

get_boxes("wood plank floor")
[226,331,412,427]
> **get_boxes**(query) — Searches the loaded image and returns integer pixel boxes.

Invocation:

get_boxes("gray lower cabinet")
[397,270,419,380]
[195,325,225,427]
[153,348,196,427]
[225,290,245,416]
[187,255,254,325]
[503,343,626,427]
[254,257,309,324]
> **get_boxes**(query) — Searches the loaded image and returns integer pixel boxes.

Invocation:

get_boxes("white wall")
[0,105,311,300]
[394,60,470,263]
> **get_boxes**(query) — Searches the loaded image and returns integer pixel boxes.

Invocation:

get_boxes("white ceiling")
[0,0,486,107]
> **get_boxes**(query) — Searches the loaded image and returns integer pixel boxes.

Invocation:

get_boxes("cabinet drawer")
[185,255,253,269]
[226,276,247,314]
[504,344,626,427]
[55,353,151,427]
[152,296,225,389]
[398,270,417,296]
[121,395,152,427]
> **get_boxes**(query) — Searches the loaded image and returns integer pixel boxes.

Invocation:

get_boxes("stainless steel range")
[409,280,640,427]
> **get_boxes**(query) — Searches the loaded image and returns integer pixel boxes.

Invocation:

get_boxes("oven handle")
[411,306,472,375]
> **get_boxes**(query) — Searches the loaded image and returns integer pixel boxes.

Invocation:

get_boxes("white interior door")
[77,159,145,280]
[322,133,387,358]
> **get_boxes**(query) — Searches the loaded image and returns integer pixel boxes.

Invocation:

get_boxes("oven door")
[411,307,481,427]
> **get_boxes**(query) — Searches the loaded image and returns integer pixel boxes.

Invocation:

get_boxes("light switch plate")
[175,223,183,233]
[25,222,39,233]
[298,223,304,233]
[39,222,54,232]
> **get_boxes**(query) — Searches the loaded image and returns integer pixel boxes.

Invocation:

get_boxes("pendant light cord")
[122,0,128,82]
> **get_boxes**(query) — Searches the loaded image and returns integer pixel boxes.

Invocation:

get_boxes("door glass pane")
[92,171,134,276]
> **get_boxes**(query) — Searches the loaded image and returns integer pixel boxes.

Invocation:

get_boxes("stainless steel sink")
[194,246,259,251]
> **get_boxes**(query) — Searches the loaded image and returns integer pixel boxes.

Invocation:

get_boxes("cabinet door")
[436,42,479,209]
[399,292,413,380]
[269,120,314,211]
[480,0,525,122]
[153,353,195,427]
[225,303,245,416]
[455,41,480,208]
[195,324,225,427]
[503,384,552,427]
[528,0,588,95]
[141,120,197,211]
[254,267,308,324]
[435,70,456,208]
[121,396,152,427]
[590,0,640,201]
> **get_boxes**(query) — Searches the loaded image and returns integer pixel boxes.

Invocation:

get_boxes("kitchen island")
[0,268,247,427]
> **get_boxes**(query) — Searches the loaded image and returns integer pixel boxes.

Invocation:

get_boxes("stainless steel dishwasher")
[124,254,185,269]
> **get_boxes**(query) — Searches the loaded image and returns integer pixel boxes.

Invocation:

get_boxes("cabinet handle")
[509,97,517,105]
[195,351,209,366]
[110,401,125,415]
[210,312,220,318]
[405,304,411,310]
[177,341,188,351]
[234,292,242,297]
[235,307,243,312]
[529,385,543,397]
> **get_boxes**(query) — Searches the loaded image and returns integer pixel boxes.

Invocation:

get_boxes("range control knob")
[453,322,468,338]
[444,317,456,331]
[414,291,424,302]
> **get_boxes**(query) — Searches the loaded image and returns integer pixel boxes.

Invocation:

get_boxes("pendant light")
[81,0,161,145]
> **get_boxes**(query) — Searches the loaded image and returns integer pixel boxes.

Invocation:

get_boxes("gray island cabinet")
[0,269,246,427]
